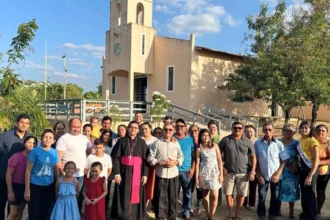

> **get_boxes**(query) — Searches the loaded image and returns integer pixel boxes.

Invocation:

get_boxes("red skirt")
[145,166,155,200]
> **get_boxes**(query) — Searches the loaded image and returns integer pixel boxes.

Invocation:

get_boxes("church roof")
[195,46,244,59]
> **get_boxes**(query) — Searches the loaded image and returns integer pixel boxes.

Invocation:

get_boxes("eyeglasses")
[176,125,185,128]
[164,128,173,132]
[232,127,243,130]
[129,127,139,130]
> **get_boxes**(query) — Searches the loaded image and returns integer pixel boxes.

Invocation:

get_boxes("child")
[83,124,94,147]
[51,161,80,220]
[83,162,107,220]
[85,138,112,214]
[90,116,101,139]
[6,136,37,220]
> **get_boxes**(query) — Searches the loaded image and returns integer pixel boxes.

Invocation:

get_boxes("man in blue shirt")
[255,123,286,220]
[174,119,195,220]
[0,114,30,220]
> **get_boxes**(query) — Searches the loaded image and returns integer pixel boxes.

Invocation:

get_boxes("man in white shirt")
[56,118,92,211]
[148,123,184,220]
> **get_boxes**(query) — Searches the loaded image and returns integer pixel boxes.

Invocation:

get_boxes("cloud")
[91,52,104,59]
[284,2,311,22]
[53,71,89,80]
[58,43,105,52]
[224,14,240,27]
[167,14,221,35]
[261,0,279,7]
[205,6,226,16]
[25,61,55,71]
[155,5,173,14]
[162,0,239,35]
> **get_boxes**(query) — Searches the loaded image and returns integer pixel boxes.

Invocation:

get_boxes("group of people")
[0,112,329,220]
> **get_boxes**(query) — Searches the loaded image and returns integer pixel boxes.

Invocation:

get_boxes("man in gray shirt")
[148,123,184,220]
[219,122,256,219]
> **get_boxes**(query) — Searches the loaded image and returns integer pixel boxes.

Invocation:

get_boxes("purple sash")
[121,156,142,204]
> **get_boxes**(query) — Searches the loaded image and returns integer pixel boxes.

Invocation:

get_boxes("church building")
[102,0,271,117]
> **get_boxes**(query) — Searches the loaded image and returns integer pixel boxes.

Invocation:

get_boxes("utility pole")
[44,41,48,101]
[62,54,67,99]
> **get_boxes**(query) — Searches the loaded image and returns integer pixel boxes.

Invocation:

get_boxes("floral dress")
[198,147,221,190]
[279,139,300,202]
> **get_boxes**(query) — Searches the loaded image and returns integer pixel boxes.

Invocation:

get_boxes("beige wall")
[291,102,330,121]
[148,36,192,109]
[190,50,269,117]
[108,75,129,101]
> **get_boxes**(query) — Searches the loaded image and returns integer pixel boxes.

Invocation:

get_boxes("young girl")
[51,161,80,220]
[195,129,223,220]
[6,136,37,220]
[25,129,59,220]
[83,162,107,220]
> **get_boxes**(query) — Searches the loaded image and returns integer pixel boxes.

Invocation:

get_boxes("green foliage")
[84,83,102,99]
[150,91,170,125]
[0,19,51,136]
[220,1,330,124]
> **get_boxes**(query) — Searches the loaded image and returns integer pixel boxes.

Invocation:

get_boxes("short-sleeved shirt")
[85,154,112,178]
[8,151,28,184]
[91,125,101,139]
[219,135,255,174]
[300,137,319,161]
[56,133,91,177]
[174,135,195,172]
[0,129,30,178]
[254,138,285,181]
[28,146,59,186]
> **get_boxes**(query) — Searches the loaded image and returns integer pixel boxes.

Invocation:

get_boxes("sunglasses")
[264,129,272,131]
[232,127,243,130]
[164,128,173,132]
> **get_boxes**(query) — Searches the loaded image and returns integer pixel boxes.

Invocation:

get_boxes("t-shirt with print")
[28,146,59,186]
[8,151,28,184]
[56,133,91,177]
[85,154,112,178]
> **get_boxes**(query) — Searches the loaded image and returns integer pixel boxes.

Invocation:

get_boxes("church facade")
[102,0,271,117]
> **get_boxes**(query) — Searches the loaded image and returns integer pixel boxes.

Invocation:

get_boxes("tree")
[83,83,102,99]
[220,3,305,123]
[0,19,50,136]
[66,83,84,99]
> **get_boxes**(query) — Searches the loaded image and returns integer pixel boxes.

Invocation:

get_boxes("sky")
[0,0,307,92]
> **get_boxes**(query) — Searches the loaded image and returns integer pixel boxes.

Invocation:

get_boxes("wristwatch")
[250,171,256,175]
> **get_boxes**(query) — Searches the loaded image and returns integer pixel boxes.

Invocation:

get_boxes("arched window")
[117,3,122,25]
[136,3,144,25]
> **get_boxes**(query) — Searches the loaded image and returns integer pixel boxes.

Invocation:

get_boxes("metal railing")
[204,105,258,133]
[44,99,222,131]
[167,104,221,132]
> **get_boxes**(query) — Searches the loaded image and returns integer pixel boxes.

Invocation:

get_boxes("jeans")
[76,176,84,212]
[178,171,192,217]
[257,180,281,217]
[299,170,318,220]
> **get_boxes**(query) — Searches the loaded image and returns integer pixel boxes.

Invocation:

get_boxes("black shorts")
[8,183,26,206]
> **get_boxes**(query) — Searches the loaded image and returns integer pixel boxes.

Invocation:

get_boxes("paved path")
[16,182,330,219]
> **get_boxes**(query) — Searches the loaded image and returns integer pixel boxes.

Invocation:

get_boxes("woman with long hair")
[297,121,319,220]
[314,124,330,217]
[112,124,128,146]
[52,122,66,149]
[195,129,223,220]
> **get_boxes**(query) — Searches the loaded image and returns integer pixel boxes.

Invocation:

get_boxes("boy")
[85,138,112,178]
[90,116,101,139]
[85,138,112,215]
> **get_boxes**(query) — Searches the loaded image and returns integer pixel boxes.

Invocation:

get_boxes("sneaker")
[269,216,277,220]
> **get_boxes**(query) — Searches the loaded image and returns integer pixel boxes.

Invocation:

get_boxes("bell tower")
[110,0,153,28]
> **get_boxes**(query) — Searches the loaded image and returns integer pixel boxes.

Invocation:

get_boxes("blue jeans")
[257,180,281,217]
[178,171,192,217]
